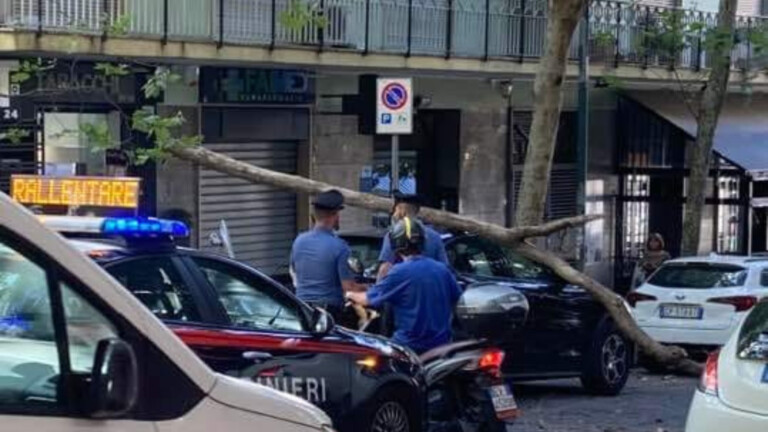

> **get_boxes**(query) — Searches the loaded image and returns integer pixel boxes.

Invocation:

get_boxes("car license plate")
[488,384,520,420]
[660,304,703,320]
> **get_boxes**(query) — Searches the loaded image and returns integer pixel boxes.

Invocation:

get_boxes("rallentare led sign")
[11,175,140,209]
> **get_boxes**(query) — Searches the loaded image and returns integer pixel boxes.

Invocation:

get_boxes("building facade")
[1,0,767,290]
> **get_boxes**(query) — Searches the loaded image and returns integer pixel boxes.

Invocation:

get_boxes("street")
[513,372,698,432]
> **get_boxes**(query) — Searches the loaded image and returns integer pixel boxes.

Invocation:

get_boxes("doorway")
[372,109,461,211]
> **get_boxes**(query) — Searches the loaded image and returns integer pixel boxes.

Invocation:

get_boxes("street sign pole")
[391,134,400,194]
[376,77,413,196]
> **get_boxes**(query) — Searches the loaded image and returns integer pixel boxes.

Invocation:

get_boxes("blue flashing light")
[101,218,190,238]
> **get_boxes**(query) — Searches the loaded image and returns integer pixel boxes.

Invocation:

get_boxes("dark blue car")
[340,231,632,396]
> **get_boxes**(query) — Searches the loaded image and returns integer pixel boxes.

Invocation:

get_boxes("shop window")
[623,174,650,259]
[43,112,120,176]
[717,176,741,254]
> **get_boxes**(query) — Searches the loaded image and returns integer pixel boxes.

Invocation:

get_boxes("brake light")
[626,292,657,307]
[479,349,505,371]
[699,350,720,396]
[708,296,758,312]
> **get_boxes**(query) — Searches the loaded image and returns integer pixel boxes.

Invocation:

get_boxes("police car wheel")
[362,388,416,432]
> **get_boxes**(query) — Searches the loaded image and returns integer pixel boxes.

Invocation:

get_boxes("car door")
[179,255,353,420]
[446,236,593,374]
[0,228,154,432]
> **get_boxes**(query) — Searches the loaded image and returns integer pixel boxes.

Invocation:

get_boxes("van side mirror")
[87,338,139,419]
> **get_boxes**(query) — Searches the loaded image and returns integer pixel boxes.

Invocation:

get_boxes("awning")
[626,91,768,179]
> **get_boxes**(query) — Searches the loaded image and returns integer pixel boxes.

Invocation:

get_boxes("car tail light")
[699,350,720,396]
[708,296,758,312]
[479,349,505,371]
[626,292,657,307]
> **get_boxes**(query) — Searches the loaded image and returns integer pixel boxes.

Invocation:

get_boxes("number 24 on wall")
[1,108,19,121]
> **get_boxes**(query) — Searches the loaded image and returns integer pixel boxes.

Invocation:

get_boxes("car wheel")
[580,321,631,396]
[358,388,418,432]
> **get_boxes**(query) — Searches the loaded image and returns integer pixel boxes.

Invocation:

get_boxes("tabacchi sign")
[11,175,141,209]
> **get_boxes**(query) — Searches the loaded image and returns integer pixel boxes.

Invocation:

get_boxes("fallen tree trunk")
[170,145,703,375]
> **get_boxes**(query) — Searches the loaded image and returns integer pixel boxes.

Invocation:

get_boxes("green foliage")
[104,14,131,37]
[142,67,181,100]
[280,0,328,30]
[11,59,55,84]
[0,128,30,144]
[79,122,115,153]
[593,30,615,50]
[94,62,130,77]
[131,110,202,165]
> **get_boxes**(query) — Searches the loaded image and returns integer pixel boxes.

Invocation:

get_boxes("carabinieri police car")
[37,215,424,432]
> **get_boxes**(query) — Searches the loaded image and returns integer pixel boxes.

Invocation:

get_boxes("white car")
[0,191,334,432]
[685,298,768,431]
[629,255,768,347]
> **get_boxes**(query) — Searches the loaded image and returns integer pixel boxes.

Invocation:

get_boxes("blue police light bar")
[102,218,190,238]
[38,216,189,238]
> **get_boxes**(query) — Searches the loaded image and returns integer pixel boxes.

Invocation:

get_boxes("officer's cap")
[312,189,345,211]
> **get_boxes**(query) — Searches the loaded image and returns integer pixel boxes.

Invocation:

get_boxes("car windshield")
[450,238,552,279]
[647,263,748,289]
[346,237,382,270]
[737,300,768,361]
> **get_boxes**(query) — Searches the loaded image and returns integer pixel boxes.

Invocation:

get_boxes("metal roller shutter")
[199,141,298,275]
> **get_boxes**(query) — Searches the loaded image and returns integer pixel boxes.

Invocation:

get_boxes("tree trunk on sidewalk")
[169,145,702,375]
[514,0,588,226]
[681,0,738,257]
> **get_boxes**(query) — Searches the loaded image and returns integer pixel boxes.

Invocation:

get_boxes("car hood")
[209,374,330,429]
[333,326,420,364]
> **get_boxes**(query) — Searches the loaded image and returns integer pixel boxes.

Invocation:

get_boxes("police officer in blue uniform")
[377,192,448,281]
[347,217,461,354]
[290,190,365,321]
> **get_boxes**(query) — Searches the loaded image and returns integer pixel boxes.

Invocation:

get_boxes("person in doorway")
[377,192,448,281]
[631,233,672,290]
[347,217,462,354]
[290,189,366,321]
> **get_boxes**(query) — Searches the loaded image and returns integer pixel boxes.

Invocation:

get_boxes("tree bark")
[681,0,738,257]
[515,0,587,226]
[170,145,702,375]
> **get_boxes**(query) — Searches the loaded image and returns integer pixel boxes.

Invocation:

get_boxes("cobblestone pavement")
[510,371,698,432]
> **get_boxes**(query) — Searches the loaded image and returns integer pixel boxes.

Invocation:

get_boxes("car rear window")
[647,263,748,289]
[737,300,768,361]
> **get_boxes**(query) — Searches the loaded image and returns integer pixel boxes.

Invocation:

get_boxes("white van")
[0,191,334,431]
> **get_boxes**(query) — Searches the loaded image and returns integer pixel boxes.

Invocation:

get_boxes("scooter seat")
[419,339,485,363]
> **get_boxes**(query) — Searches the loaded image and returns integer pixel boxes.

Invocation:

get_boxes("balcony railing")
[0,0,764,71]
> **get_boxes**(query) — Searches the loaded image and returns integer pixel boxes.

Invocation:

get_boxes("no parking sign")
[376,78,413,135]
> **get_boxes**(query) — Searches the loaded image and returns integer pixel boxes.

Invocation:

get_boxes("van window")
[0,242,60,411]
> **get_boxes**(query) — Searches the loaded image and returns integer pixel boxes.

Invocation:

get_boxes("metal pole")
[391,135,400,194]
[518,0,526,63]
[318,0,325,52]
[270,0,276,50]
[36,0,43,37]
[577,3,590,266]
[505,93,514,227]
[162,0,169,45]
[406,0,413,57]
[218,0,224,48]
[483,0,490,60]
[446,0,453,59]
[364,0,371,55]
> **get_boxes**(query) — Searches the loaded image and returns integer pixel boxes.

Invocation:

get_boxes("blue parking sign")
[381,113,392,124]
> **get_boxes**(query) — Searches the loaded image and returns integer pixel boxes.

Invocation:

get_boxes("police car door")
[181,256,352,416]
